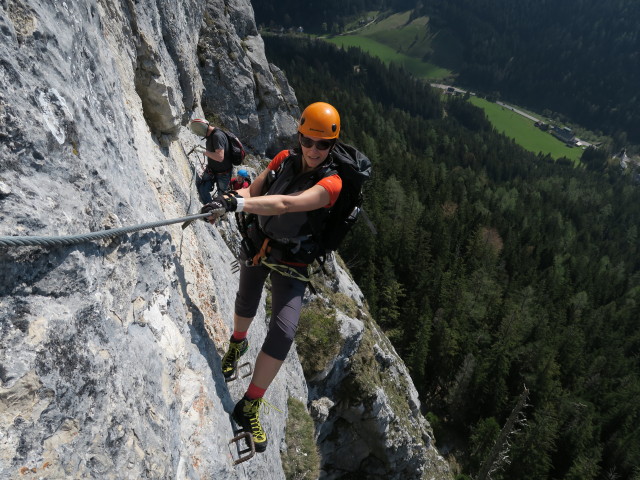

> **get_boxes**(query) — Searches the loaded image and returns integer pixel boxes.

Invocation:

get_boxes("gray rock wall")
[197,0,299,154]
[0,0,302,478]
[0,0,452,479]
[309,262,452,480]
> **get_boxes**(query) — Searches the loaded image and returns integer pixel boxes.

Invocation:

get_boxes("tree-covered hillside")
[263,35,640,480]
[254,0,640,146]
[424,0,640,145]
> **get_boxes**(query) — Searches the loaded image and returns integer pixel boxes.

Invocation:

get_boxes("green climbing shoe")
[232,396,269,452]
[221,337,248,379]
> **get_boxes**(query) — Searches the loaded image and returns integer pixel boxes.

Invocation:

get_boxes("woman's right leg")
[222,263,270,378]
[234,261,270,324]
[232,313,253,335]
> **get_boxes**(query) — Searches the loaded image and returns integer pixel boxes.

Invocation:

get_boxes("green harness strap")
[259,258,312,283]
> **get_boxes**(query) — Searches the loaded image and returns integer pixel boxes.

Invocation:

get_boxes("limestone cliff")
[0,0,452,479]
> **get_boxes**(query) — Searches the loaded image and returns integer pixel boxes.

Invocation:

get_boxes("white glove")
[194,145,207,154]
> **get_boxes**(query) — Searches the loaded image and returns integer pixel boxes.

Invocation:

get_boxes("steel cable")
[0,142,216,248]
[0,212,212,247]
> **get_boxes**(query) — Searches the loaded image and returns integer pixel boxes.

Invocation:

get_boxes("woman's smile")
[300,135,331,171]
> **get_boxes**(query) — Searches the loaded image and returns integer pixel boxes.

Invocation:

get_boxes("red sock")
[231,330,247,341]
[245,382,266,400]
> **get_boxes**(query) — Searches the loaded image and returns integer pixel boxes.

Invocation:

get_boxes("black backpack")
[215,127,246,166]
[236,142,372,266]
[308,141,372,253]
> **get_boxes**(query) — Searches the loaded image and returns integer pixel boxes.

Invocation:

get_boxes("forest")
[253,0,640,147]
[262,35,640,480]
[420,0,640,146]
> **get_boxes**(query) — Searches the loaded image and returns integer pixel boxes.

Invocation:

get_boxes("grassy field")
[319,10,588,163]
[326,12,452,81]
[468,97,584,163]
[327,35,450,79]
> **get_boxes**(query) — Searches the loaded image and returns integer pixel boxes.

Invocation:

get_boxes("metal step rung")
[224,362,253,383]
[229,431,255,465]
[231,260,240,274]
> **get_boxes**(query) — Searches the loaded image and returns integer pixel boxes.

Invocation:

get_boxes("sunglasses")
[299,134,334,151]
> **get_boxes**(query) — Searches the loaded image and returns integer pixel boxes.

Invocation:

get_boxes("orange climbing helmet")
[298,102,340,139]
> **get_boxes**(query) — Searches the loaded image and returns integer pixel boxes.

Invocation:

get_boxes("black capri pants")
[234,262,308,361]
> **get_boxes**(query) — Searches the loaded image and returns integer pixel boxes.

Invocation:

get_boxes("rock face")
[0,1,452,479]
[308,262,452,480]
[197,0,299,156]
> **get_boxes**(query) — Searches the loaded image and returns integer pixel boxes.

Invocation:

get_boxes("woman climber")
[199,102,343,452]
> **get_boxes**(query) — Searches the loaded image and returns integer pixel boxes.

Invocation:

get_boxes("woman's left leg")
[222,263,270,379]
[251,268,308,389]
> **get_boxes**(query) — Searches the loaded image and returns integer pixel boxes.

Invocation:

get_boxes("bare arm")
[242,185,330,215]
[232,166,329,214]
[204,148,225,162]
[202,167,330,223]
[245,168,271,198]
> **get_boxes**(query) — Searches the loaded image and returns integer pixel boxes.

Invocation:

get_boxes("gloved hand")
[200,195,239,222]
[194,145,207,154]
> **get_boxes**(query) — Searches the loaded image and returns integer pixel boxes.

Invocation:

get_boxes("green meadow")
[468,97,584,163]
[327,35,449,79]
[322,10,586,162]
[326,12,452,80]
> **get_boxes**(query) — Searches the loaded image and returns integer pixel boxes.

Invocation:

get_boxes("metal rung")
[224,362,253,383]
[230,431,255,465]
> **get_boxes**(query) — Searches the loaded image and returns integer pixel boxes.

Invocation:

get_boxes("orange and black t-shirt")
[268,150,342,207]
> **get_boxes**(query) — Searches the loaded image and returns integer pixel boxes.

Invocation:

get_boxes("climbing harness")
[235,213,310,280]
[234,212,319,293]
[260,258,311,283]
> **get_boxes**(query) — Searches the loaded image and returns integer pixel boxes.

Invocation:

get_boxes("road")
[496,101,540,122]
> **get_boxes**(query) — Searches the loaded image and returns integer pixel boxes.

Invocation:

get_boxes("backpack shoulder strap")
[261,150,295,195]
[329,141,372,188]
